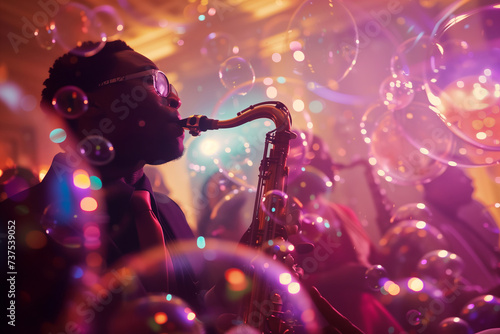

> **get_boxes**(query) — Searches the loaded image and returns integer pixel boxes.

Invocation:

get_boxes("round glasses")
[98,69,177,98]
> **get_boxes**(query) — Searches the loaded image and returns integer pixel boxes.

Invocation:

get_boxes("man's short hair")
[40,40,133,128]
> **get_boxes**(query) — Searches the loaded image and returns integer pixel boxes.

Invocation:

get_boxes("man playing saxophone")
[1,39,365,334]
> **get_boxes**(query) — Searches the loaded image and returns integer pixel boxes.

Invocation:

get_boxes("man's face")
[84,50,185,167]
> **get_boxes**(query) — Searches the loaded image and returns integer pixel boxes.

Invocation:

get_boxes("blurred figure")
[422,167,500,294]
[196,171,254,242]
[287,132,404,334]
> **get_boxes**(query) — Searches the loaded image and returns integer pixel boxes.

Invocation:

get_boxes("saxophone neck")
[179,101,294,136]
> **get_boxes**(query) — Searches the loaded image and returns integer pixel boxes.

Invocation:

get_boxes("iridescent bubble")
[416,250,465,285]
[81,239,323,333]
[429,5,500,151]
[364,264,388,291]
[93,5,124,40]
[40,201,85,248]
[77,135,115,166]
[437,317,474,334]
[360,103,389,144]
[260,189,289,225]
[379,73,415,111]
[406,309,422,326]
[382,277,453,332]
[201,32,237,63]
[52,86,89,119]
[460,295,500,332]
[49,128,67,144]
[52,2,106,56]
[393,102,500,166]
[107,294,204,334]
[369,110,448,185]
[34,24,56,50]
[390,203,433,225]
[379,220,449,279]
[219,56,256,96]
[390,35,443,90]
[286,0,359,87]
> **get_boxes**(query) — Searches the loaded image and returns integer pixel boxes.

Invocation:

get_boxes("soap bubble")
[40,201,86,248]
[286,0,359,87]
[390,203,433,225]
[34,25,56,50]
[93,5,124,40]
[406,309,422,326]
[429,5,500,150]
[416,250,465,285]
[379,220,449,279]
[71,240,324,333]
[107,294,204,334]
[390,35,443,90]
[393,102,500,166]
[52,86,89,119]
[460,295,500,332]
[201,32,237,63]
[379,73,415,110]
[437,317,474,334]
[52,2,106,56]
[369,110,448,185]
[365,264,389,291]
[382,277,453,332]
[77,135,115,166]
[219,56,256,96]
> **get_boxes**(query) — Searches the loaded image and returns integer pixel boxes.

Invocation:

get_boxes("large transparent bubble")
[459,295,500,333]
[52,2,106,56]
[77,135,116,166]
[219,57,256,96]
[379,219,449,279]
[392,102,500,166]
[390,35,443,91]
[428,5,500,151]
[390,203,433,225]
[52,86,89,119]
[380,277,454,333]
[416,249,465,288]
[286,0,359,88]
[437,317,474,334]
[57,240,323,333]
[367,109,448,185]
[93,5,124,40]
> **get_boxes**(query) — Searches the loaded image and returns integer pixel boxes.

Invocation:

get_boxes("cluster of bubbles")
[34,2,123,56]
[49,85,116,166]
[360,3,500,185]
[54,239,323,333]
[358,201,500,332]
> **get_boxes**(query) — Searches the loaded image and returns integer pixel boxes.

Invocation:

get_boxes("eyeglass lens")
[155,71,170,97]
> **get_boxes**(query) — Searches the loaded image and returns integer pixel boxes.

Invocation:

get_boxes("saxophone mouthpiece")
[178,115,218,136]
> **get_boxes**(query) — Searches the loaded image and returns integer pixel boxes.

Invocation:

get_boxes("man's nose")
[166,90,181,109]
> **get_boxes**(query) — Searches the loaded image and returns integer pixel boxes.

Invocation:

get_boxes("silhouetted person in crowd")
[286,132,404,334]
[422,167,500,294]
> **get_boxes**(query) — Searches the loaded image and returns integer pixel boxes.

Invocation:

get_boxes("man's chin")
[149,149,184,165]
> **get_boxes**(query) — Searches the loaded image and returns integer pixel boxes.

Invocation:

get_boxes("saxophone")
[179,101,301,333]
